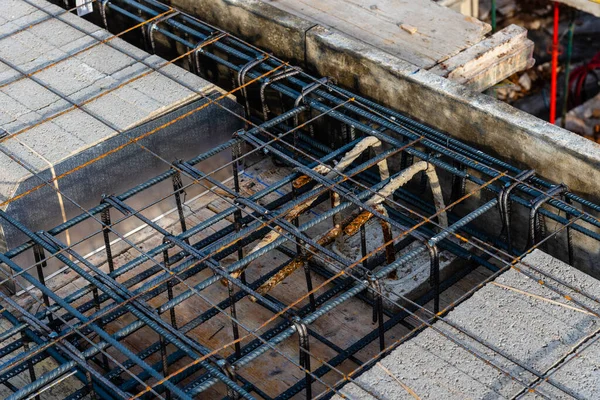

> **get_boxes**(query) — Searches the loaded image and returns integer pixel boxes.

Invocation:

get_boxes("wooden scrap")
[400,23,418,35]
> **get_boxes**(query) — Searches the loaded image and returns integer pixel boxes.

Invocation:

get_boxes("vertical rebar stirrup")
[498,169,535,253]
[237,55,268,117]
[425,242,441,314]
[292,317,312,400]
[171,169,189,244]
[367,273,385,351]
[527,184,567,248]
[147,11,181,54]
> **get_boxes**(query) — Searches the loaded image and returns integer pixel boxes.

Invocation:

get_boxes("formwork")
[1,1,600,399]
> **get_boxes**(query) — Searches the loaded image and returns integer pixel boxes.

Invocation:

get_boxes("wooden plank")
[429,24,535,91]
[264,0,490,68]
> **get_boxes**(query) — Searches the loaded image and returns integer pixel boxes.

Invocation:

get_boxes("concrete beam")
[180,0,315,65]
[257,0,491,70]
[173,1,533,91]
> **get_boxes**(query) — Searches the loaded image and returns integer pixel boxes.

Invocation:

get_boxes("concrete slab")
[333,249,600,399]
[0,0,245,287]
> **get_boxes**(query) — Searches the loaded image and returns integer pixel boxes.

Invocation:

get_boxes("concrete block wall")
[0,0,245,290]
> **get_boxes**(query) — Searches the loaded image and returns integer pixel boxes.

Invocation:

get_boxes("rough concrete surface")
[333,249,600,399]
[330,220,470,312]
[181,0,315,65]
[174,0,532,92]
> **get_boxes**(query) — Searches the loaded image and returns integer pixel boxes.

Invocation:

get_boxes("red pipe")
[550,2,560,124]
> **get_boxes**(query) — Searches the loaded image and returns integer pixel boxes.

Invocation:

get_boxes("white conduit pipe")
[230,138,402,280]
[364,161,448,230]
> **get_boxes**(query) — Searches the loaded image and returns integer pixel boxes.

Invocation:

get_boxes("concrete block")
[0,60,21,85]
[17,120,87,166]
[2,110,46,134]
[10,10,52,30]
[112,85,166,115]
[144,54,214,92]
[0,19,20,38]
[0,36,44,67]
[74,43,136,75]
[551,343,600,399]
[51,109,114,146]
[28,17,86,48]
[35,57,106,97]
[81,91,154,131]
[10,29,57,55]
[0,110,14,126]
[89,29,112,41]
[0,153,29,202]
[110,61,150,82]
[0,90,31,119]
[334,250,600,399]
[67,74,119,104]
[59,34,98,55]
[3,0,41,20]
[127,72,198,107]
[0,135,49,172]
[20,48,70,74]
[1,78,64,113]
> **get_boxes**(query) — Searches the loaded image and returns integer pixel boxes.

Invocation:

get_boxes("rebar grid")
[0,1,600,399]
